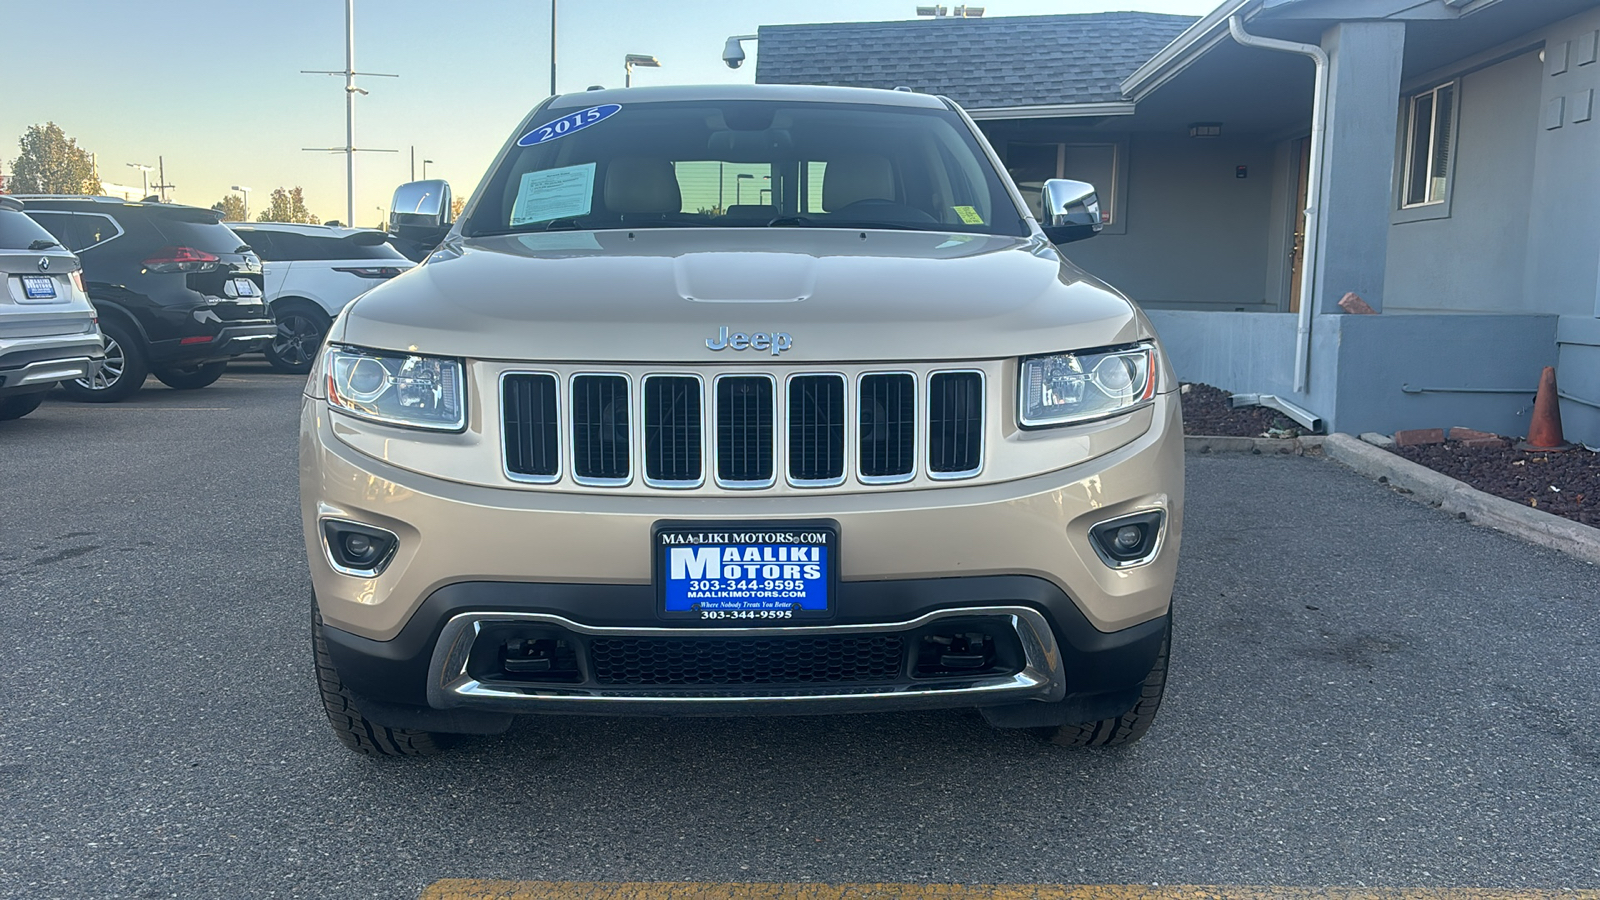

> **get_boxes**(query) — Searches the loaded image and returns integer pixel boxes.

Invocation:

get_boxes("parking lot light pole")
[624,54,660,88]
[230,185,251,220]
[423,159,434,179]
[126,163,153,198]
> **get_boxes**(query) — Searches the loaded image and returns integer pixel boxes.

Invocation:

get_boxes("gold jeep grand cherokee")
[301,84,1183,757]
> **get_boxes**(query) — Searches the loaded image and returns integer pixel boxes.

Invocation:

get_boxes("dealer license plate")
[654,522,838,623]
[21,275,57,300]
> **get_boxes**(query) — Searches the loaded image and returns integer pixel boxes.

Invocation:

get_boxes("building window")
[1402,82,1456,207]
[1005,142,1119,224]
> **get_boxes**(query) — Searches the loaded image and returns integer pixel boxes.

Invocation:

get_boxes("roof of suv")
[544,82,951,112]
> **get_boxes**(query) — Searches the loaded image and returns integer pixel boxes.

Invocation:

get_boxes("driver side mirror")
[1040,179,1103,245]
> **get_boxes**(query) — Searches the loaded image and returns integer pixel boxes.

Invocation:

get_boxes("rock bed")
[1180,383,1306,437]
[1390,440,1600,528]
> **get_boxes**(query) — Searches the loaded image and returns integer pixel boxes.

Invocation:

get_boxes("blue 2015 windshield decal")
[517,104,621,147]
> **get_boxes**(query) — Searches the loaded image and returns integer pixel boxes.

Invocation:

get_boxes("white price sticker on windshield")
[509,162,596,226]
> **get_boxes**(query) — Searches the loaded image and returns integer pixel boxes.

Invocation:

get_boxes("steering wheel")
[831,198,939,224]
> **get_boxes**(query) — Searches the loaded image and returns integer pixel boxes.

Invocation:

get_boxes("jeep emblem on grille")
[706,326,792,356]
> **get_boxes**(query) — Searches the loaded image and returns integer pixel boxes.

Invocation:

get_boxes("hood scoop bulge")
[674,252,816,303]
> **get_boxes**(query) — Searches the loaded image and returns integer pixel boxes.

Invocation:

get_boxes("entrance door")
[1287,138,1311,313]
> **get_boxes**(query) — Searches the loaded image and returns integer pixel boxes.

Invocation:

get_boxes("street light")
[735,173,754,205]
[624,53,660,88]
[230,185,251,220]
[423,159,434,179]
[127,162,153,198]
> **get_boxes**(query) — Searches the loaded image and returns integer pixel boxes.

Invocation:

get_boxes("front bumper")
[303,390,1183,721]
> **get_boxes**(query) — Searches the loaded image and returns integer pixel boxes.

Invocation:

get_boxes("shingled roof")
[754,13,1197,109]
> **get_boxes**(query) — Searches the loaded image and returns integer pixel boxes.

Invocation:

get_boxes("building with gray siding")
[753,0,1600,444]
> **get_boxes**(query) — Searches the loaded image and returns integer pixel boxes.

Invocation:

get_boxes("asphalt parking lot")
[1,364,1597,899]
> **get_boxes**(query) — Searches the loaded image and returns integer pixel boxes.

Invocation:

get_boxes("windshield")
[466,99,1029,238]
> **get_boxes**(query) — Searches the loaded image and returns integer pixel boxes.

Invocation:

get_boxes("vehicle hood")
[333,229,1145,363]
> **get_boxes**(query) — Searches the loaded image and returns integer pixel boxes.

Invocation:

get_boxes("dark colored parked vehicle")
[19,196,274,401]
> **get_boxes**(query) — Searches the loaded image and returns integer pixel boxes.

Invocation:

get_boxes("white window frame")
[1005,140,1127,235]
[1399,81,1458,211]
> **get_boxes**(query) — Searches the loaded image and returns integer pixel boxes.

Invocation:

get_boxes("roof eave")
[1119,0,1266,101]
[964,101,1138,120]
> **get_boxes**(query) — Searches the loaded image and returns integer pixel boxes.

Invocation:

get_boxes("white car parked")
[228,222,414,373]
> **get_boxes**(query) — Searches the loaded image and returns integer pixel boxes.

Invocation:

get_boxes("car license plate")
[21,275,57,300]
[654,521,838,623]
[231,278,259,298]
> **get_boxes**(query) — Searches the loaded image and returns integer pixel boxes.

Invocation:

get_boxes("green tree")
[7,122,103,195]
[257,186,317,224]
[212,194,247,221]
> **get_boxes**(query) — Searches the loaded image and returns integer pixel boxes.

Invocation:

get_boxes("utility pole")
[301,0,397,226]
[550,0,557,96]
[152,156,176,202]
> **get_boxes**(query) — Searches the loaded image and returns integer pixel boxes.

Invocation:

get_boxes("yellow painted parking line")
[419,884,1600,900]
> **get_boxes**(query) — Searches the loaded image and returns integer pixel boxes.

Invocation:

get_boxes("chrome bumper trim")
[425,605,1066,715]
[0,355,97,388]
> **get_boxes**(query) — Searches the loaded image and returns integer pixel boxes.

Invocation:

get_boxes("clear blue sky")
[1,0,1214,226]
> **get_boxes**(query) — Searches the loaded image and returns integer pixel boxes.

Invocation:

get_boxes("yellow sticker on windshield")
[953,205,984,225]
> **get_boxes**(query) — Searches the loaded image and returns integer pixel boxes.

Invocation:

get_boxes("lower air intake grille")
[715,376,774,485]
[928,371,984,476]
[859,373,915,480]
[788,374,846,484]
[589,635,906,686]
[502,373,560,480]
[571,374,630,483]
[643,376,702,485]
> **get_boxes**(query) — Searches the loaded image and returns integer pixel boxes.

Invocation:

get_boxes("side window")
[74,214,121,250]
[1401,82,1456,208]
[25,212,86,250]
[237,231,279,260]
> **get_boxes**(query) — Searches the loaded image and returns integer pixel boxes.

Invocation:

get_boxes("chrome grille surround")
[926,368,986,480]
[712,372,778,490]
[496,364,990,494]
[786,372,849,488]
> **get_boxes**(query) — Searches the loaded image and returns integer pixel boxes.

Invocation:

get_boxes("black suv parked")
[20,197,274,401]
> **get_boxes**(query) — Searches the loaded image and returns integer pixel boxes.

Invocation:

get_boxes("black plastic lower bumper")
[319,575,1169,732]
[149,322,274,366]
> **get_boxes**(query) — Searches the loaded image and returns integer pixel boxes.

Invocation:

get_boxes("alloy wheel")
[272,315,321,368]
[76,335,125,391]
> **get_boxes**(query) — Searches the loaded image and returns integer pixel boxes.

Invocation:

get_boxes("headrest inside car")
[822,155,895,211]
[604,159,682,215]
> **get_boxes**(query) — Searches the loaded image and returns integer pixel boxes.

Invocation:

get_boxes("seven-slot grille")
[501,370,984,489]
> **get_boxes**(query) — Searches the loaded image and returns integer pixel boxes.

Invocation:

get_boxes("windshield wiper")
[28,239,60,250]
[763,216,922,231]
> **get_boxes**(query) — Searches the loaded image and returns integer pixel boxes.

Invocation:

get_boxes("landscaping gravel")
[1391,440,1600,528]
[1180,382,1306,437]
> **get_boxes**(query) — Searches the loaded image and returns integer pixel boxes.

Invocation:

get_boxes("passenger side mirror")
[1040,179,1103,245]
[387,179,454,262]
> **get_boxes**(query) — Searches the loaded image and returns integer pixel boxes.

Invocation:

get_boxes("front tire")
[152,361,228,390]
[265,304,331,374]
[1041,626,1169,748]
[59,319,147,403]
[0,392,46,421]
[313,610,446,758]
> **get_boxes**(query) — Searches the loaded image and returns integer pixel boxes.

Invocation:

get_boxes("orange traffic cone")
[1516,366,1571,452]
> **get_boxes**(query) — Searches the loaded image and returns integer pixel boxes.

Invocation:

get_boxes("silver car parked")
[0,197,103,422]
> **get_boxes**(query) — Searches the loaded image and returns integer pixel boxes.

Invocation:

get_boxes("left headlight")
[1020,343,1157,428]
[324,345,465,431]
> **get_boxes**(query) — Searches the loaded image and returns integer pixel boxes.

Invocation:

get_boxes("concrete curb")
[1321,432,1600,566]
[1184,435,1325,455]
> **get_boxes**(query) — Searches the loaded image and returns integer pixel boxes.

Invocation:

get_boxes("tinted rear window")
[0,208,63,250]
[147,217,249,255]
[237,230,407,261]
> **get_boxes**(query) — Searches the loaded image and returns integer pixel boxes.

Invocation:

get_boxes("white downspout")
[1227,15,1328,394]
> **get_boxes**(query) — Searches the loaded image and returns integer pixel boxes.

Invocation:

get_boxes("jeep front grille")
[499,368,985,490]
[572,374,631,485]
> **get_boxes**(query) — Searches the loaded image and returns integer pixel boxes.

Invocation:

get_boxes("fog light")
[321,519,399,576]
[1089,511,1164,569]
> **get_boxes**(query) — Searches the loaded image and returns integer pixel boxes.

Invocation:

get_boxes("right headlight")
[324,345,466,431]
[1019,343,1157,428]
